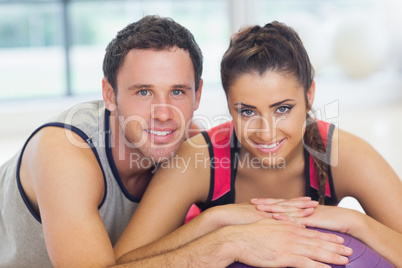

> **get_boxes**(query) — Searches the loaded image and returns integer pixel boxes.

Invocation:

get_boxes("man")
[0,15,202,267]
[0,15,350,268]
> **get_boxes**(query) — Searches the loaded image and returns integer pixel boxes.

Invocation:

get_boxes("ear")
[306,81,316,112]
[194,78,203,111]
[102,77,116,112]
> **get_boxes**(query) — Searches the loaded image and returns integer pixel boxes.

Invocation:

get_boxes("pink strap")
[309,121,332,197]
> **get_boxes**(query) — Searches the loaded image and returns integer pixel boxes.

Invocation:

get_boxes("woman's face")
[227,71,314,168]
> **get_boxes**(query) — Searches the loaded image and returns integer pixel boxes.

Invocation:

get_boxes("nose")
[254,116,273,142]
[151,101,174,122]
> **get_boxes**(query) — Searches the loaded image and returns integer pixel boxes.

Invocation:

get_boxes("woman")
[115,22,402,267]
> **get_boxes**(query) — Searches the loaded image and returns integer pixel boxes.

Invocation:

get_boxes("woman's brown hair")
[221,21,329,204]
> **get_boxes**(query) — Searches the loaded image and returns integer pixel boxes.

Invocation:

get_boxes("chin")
[259,156,287,169]
[148,146,181,163]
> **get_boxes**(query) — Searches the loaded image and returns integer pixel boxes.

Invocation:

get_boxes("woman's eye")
[241,109,255,117]
[276,106,292,114]
[139,90,150,96]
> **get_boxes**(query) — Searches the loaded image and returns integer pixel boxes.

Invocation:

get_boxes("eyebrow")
[234,99,295,109]
[127,84,152,91]
[127,84,192,91]
[269,99,295,108]
[234,102,256,109]
[171,84,192,91]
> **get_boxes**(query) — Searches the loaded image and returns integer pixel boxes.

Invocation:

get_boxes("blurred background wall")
[1,0,401,209]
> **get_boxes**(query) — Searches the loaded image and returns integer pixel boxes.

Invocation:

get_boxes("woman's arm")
[117,199,320,264]
[286,128,402,266]
[278,206,402,266]
[335,128,402,266]
[114,133,285,260]
[114,133,351,267]
[117,218,351,268]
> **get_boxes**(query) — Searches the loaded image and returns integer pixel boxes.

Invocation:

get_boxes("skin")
[102,48,202,197]
[232,71,402,266]
[104,48,202,164]
[114,71,353,267]
[228,72,315,202]
[18,47,202,267]
[116,70,402,267]
[230,72,312,169]
[116,217,349,268]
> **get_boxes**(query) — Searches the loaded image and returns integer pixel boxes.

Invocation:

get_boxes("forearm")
[116,226,236,268]
[117,207,223,264]
[349,212,402,267]
[117,218,353,268]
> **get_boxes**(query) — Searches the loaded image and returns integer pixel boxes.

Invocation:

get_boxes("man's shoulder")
[53,100,105,122]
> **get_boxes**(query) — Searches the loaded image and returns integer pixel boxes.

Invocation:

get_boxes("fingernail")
[339,256,349,263]
[336,235,344,243]
[345,247,353,254]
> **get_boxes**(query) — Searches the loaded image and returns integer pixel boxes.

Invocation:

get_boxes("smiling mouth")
[145,130,174,136]
[259,141,281,149]
[256,138,285,150]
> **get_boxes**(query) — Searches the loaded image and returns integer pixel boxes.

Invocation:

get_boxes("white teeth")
[146,130,173,136]
[259,141,280,149]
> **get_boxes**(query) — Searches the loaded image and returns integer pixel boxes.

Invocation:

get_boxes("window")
[0,2,65,100]
[1,0,400,103]
[0,0,230,100]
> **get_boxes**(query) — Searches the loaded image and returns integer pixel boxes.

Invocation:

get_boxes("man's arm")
[21,127,116,267]
[116,226,235,268]
[117,219,352,268]
[113,131,351,267]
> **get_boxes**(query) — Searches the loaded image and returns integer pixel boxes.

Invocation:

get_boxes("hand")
[232,218,353,268]
[252,196,318,218]
[208,203,273,228]
[272,205,361,235]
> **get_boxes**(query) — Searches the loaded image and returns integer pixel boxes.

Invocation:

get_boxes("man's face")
[108,47,201,163]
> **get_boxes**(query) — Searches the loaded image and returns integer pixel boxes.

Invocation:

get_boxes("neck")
[236,143,306,201]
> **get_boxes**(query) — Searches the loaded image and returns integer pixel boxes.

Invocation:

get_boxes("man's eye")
[139,90,149,96]
[172,90,182,96]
